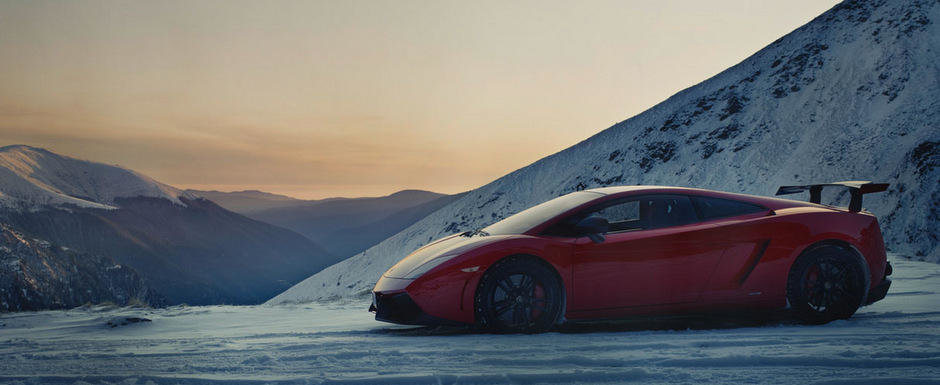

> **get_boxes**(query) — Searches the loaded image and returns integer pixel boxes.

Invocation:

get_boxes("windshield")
[482,191,603,235]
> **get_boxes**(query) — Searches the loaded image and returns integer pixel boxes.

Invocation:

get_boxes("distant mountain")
[290,192,467,260]
[191,188,464,261]
[270,0,940,304]
[0,145,334,306]
[0,224,164,311]
[185,189,303,213]
[0,145,187,210]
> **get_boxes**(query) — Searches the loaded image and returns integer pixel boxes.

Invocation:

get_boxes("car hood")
[383,233,502,278]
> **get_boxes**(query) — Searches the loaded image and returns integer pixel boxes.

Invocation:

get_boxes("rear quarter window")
[691,196,766,221]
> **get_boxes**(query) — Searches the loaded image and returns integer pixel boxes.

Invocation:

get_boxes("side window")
[542,195,698,237]
[691,196,766,221]
[594,200,641,232]
[645,196,697,229]
[542,198,644,236]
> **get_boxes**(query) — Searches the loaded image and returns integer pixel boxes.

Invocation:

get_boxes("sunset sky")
[0,0,839,199]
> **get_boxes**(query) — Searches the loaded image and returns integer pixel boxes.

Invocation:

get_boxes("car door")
[685,195,776,293]
[566,195,727,311]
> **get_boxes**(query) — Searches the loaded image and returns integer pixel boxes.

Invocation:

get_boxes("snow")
[1,255,937,384]
[0,145,190,210]
[271,0,940,304]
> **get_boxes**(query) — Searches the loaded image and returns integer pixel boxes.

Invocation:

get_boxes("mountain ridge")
[187,188,449,214]
[185,189,304,213]
[0,145,190,210]
[0,146,336,306]
[191,188,464,260]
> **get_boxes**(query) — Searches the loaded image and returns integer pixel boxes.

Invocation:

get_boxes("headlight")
[404,253,460,279]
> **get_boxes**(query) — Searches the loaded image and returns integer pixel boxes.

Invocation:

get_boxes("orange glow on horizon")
[0,0,840,199]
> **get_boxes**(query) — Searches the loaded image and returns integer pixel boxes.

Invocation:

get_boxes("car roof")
[585,185,680,195]
[582,185,824,210]
[584,185,723,196]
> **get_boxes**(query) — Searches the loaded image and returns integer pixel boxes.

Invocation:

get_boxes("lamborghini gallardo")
[370,181,891,332]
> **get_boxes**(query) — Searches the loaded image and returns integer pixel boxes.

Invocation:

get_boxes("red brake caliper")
[531,284,545,319]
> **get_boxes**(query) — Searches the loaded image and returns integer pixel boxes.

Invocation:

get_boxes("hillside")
[195,189,463,259]
[0,146,334,305]
[270,0,940,304]
[0,145,187,209]
[312,192,467,260]
[185,189,303,213]
[0,224,164,311]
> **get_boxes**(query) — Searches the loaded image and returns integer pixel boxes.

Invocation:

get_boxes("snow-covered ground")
[1,255,937,384]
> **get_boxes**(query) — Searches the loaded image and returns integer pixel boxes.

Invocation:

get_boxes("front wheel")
[787,245,866,324]
[474,256,564,333]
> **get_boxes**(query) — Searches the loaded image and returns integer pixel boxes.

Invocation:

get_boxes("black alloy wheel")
[787,245,865,324]
[475,256,563,333]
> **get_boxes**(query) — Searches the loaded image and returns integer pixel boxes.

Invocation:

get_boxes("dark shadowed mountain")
[190,189,465,260]
[0,145,334,306]
[0,224,164,312]
[297,192,468,259]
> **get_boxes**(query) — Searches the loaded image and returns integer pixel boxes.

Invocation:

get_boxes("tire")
[786,244,866,324]
[474,256,564,333]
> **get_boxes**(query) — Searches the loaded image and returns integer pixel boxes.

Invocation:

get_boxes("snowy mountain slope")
[0,145,189,209]
[270,0,940,303]
[0,146,335,305]
[3,256,938,384]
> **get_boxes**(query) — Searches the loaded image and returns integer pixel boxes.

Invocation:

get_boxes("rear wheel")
[474,256,563,333]
[787,245,865,324]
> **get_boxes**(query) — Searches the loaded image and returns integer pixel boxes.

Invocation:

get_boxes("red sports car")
[370,181,892,332]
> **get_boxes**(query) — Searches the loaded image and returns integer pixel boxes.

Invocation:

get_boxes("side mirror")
[575,216,609,243]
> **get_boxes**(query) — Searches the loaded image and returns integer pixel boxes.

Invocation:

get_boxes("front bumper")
[369,291,462,326]
[369,276,441,325]
[369,275,463,326]
[369,275,424,324]
[370,292,432,325]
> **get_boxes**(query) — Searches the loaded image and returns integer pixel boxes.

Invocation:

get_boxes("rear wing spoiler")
[775,181,889,212]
